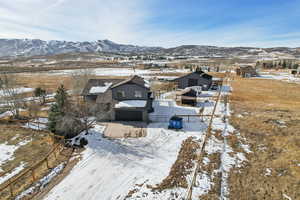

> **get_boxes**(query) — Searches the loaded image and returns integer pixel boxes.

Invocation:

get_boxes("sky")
[0,0,300,48]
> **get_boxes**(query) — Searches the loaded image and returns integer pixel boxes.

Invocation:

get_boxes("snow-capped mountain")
[0,39,162,57]
[0,38,299,58]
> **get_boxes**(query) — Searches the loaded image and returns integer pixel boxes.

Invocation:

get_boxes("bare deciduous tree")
[34,87,47,105]
[0,73,25,119]
[71,68,93,96]
[73,101,96,135]
[28,101,41,130]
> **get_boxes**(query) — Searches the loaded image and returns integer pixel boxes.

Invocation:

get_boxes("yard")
[42,96,212,199]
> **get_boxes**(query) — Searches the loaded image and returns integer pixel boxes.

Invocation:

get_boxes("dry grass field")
[15,73,129,92]
[0,123,74,200]
[228,76,300,200]
[0,124,53,173]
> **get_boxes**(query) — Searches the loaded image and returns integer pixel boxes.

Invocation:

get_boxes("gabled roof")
[81,79,125,95]
[111,75,150,90]
[174,71,212,81]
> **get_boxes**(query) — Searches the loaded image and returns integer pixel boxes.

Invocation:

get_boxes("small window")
[117,91,125,98]
[134,90,142,98]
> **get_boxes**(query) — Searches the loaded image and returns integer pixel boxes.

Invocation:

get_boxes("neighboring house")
[82,76,153,122]
[174,70,213,90]
[236,65,257,77]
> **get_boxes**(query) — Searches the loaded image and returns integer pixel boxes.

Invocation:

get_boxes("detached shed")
[177,87,202,106]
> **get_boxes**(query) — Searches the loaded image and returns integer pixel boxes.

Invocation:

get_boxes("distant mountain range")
[0,38,299,58]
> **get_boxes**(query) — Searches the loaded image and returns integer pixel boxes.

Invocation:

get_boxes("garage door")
[115,110,143,121]
[182,99,196,106]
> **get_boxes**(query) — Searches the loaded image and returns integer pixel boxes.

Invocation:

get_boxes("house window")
[117,91,125,98]
[134,90,142,98]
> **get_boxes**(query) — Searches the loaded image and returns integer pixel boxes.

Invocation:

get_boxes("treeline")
[257,60,299,69]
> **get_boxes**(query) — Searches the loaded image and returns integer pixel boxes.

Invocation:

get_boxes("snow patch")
[89,83,112,94]
[0,139,31,171]
[264,168,272,176]
[16,163,65,200]
[0,87,34,97]
[0,162,25,184]
[115,100,147,108]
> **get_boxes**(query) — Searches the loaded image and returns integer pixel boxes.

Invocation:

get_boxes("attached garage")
[115,110,143,121]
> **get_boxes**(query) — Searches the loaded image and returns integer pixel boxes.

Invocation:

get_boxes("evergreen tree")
[48,84,69,133]
[48,104,60,132]
[55,84,69,110]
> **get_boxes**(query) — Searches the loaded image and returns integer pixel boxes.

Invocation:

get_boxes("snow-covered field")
[0,87,34,97]
[256,72,300,84]
[26,67,189,77]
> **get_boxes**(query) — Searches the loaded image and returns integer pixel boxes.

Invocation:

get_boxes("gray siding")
[112,84,149,100]
[176,73,212,90]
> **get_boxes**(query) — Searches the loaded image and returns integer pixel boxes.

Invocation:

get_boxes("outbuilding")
[177,86,202,106]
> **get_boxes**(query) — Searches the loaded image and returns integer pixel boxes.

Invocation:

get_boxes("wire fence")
[0,139,67,200]
[185,77,225,200]
[149,114,212,123]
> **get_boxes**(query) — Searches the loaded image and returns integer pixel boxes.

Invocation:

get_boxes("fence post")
[31,168,36,182]
[45,157,50,169]
[8,180,13,198]
[53,148,57,159]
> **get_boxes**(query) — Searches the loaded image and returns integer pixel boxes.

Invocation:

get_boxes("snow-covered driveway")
[44,103,208,200]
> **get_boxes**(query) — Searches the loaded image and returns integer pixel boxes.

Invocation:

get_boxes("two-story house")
[82,75,153,122]
[174,70,213,90]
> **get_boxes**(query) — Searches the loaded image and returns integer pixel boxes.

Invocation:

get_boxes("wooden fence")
[0,141,67,200]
